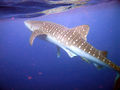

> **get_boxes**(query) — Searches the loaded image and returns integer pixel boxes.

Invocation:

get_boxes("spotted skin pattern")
[25,20,120,72]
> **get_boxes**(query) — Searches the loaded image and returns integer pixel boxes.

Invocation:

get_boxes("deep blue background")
[0,1,120,90]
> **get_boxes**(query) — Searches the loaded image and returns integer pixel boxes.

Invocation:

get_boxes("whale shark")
[24,20,120,83]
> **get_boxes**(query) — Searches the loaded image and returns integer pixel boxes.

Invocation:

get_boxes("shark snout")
[24,20,30,24]
[24,20,32,30]
[24,20,41,32]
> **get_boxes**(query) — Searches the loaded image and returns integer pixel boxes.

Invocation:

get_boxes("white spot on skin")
[70,35,72,37]
[73,32,75,35]
[61,38,64,41]
[97,52,101,59]
[66,31,69,34]
[83,49,86,51]
[53,32,55,35]
[81,43,84,46]
[68,38,70,40]
[93,54,95,56]
[107,60,111,65]
[108,62,111,65]
[90,47,92,50]
[79,46,81,48]
[61,31,63,34]
[88,51,90,54]
[73,41,75,44]
[66,42,68,45]
[49,30,51,32]
[57,36,60,39]
[103,58,106,62]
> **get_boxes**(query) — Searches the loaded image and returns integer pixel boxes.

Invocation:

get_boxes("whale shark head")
[24,20,43,32]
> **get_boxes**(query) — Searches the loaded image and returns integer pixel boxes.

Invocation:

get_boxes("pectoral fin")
[30,30,44,45]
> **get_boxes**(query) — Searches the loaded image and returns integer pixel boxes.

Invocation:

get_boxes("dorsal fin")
[30,30,44,45]
[70,25,89,40]
[101,51,108,57]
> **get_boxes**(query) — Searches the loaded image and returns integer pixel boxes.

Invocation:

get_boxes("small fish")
[24,20,120,83]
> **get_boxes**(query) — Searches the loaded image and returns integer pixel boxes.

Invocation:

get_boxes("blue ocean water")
[0,0,120,90]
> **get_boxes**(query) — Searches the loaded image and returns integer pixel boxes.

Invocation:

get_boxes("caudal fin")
[114,73,120,90]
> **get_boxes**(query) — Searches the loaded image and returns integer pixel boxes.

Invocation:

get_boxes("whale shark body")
[24,20,120,73]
